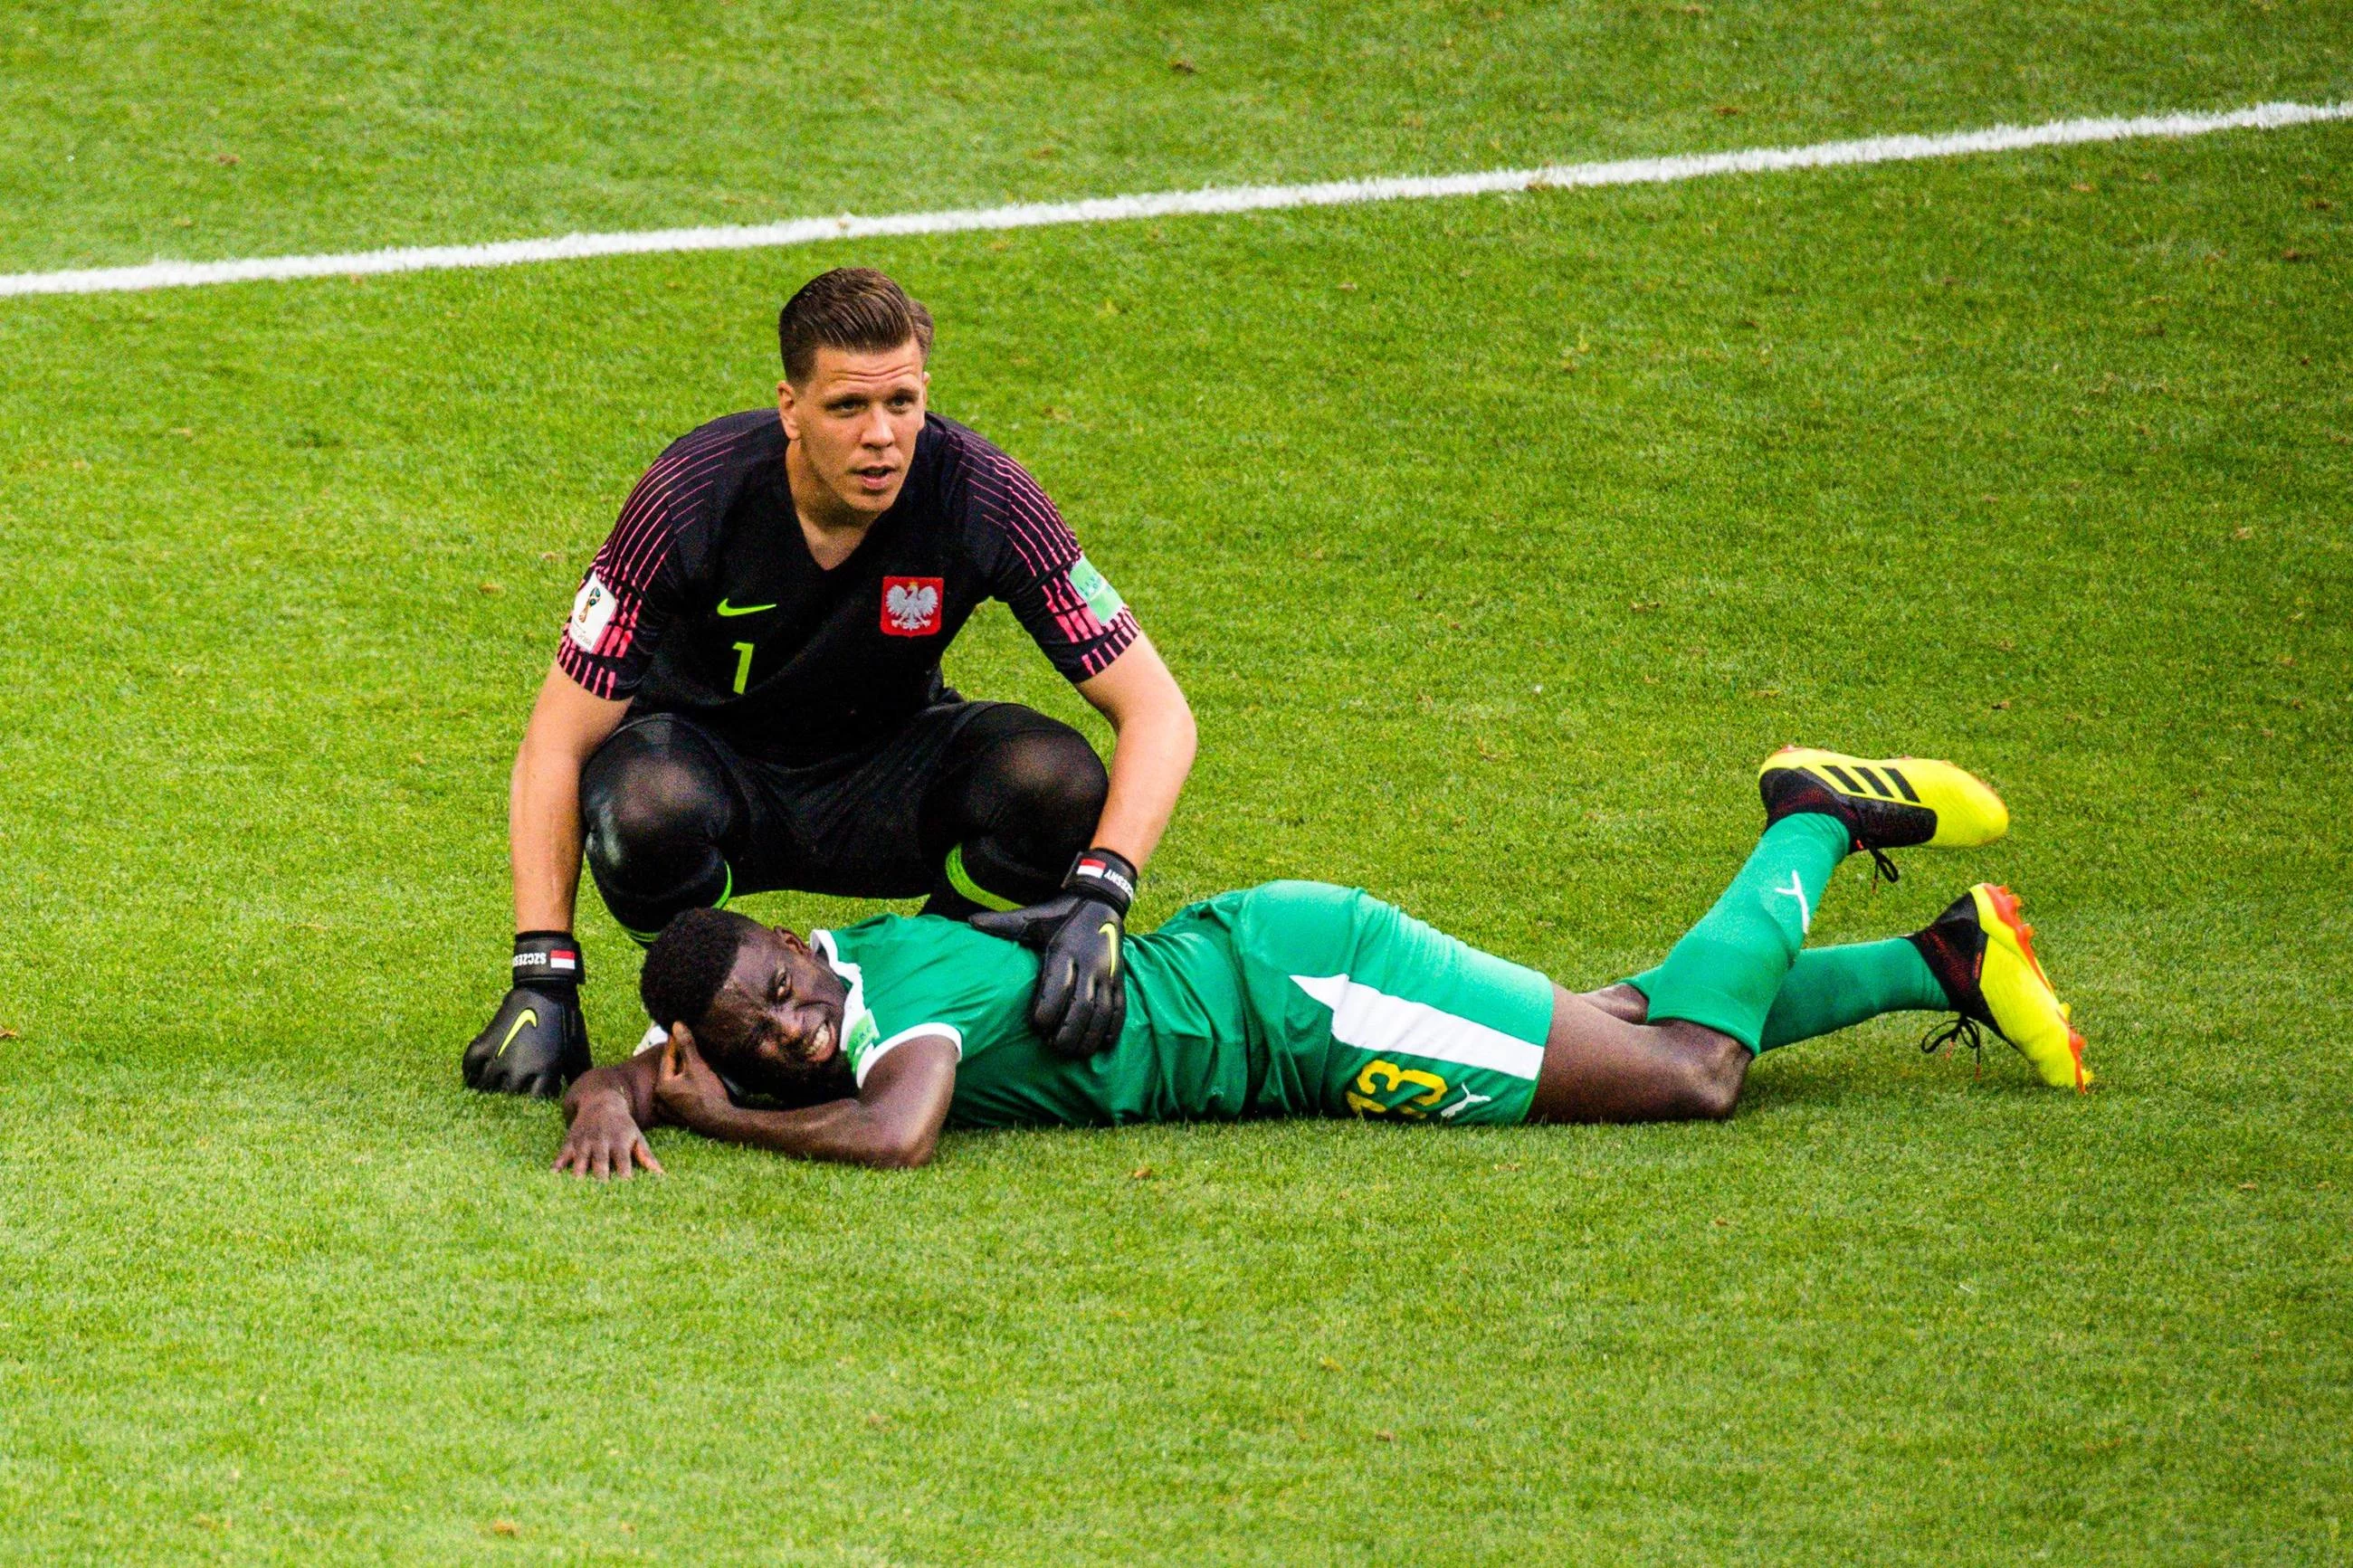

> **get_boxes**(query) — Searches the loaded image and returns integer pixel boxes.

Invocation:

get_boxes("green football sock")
[1752,939,1948,1053]
[1628,813,1848,1050]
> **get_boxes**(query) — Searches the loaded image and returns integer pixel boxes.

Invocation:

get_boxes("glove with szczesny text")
[462,931,594,1098]
[968,848,1136,1059]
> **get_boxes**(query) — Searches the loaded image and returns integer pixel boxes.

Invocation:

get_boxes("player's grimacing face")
[695,927,850,1088]
[777,341,929,518]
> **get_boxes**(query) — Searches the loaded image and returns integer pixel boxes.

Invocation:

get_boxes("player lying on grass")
[555,748,2092,1176]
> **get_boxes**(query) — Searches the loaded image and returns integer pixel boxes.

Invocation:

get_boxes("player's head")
[641,907,850,1090]
[776,267,933,520]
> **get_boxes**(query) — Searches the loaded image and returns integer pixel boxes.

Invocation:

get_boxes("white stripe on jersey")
[1289,973,1545,1081]
[860,1022,965,1087]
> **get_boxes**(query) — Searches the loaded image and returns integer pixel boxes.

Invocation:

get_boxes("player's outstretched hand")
[462,933,593,1098]
[968,848,1136,1059]
[553,1093,662,1181]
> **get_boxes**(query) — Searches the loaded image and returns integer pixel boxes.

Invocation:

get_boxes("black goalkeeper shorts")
[579,698,1105,917]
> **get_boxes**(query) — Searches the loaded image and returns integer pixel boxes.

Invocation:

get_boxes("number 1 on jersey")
[730,641,755,695]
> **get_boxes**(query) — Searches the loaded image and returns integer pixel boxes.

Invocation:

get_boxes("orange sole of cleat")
[1982,884,2091,1094]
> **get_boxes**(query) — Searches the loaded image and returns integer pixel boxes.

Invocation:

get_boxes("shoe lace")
[1867,847,1900,885]
[1919,1014,1984,1079]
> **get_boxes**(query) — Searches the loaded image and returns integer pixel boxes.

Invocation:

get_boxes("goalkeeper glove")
[462,932,593,1098]
[968,848,1136,1059]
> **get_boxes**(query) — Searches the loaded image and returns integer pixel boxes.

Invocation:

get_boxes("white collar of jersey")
[808,929,881,1072]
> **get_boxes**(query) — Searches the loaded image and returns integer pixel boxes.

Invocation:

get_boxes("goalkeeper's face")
[777,341,929,521]
[694,926,851,1091]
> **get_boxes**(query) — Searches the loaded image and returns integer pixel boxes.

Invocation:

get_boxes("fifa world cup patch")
[881,575,945,636]
[1066,556,1125,627]
[567,574,620,653]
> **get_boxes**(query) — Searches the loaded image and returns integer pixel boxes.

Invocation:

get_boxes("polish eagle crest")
[884,580,941,632]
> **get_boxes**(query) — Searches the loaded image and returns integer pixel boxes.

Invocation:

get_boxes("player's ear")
[776,378,800,441]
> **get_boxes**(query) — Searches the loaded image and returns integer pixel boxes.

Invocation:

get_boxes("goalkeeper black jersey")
[557,411,1138,765]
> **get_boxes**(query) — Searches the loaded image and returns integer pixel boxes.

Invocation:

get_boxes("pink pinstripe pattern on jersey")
[596,423,744,591]
[595,595,644,660]
[1072,605,1138,676]
[557,419,755,693]
[967,447,1079,578]
[1035,571,1101,646]
[957,436,1138,676]
[971,451,1087,644]
[556,639,614,698]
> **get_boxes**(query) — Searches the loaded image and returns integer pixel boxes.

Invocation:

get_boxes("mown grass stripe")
[3,100,2346,300]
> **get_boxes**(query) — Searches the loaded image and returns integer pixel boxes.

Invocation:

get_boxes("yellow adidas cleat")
[1758,746,2010,861]
[1910,883,2091,1093]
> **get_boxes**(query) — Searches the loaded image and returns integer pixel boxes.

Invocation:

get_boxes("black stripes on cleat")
[1758,762,1937,881]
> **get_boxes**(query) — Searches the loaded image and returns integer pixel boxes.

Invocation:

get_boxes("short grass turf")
[4,11,2353,1566]
[4,0,2350,272]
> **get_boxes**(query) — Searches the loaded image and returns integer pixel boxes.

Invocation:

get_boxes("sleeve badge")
[567,573,619,652]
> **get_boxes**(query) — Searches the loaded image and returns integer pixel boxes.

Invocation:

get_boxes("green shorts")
[1157,881,1558,1126]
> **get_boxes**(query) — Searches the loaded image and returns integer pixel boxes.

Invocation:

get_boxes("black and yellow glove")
[969,849,1135,1059]
[461,932,593,1098]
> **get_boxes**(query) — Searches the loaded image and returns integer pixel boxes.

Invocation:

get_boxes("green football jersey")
[812,913,1253,1128]
[813,881,1557,1131]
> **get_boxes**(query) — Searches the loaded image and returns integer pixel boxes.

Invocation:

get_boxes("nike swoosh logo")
[496,1008,539,1058]
[715,599,776,617]
[1100,921,1119,980]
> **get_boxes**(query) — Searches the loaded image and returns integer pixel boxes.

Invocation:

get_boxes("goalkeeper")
[555,748,2093,1176]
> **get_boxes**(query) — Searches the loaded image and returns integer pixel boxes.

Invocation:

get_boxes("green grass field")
[3,3,2349,1562]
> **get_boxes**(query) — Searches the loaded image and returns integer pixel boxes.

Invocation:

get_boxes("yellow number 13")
[1345,1059,1448,1118]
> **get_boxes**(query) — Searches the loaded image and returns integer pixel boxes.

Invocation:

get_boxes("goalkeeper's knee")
[580,718,739,941]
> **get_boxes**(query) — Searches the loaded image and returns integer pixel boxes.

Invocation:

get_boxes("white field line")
[5,99,2347,300]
